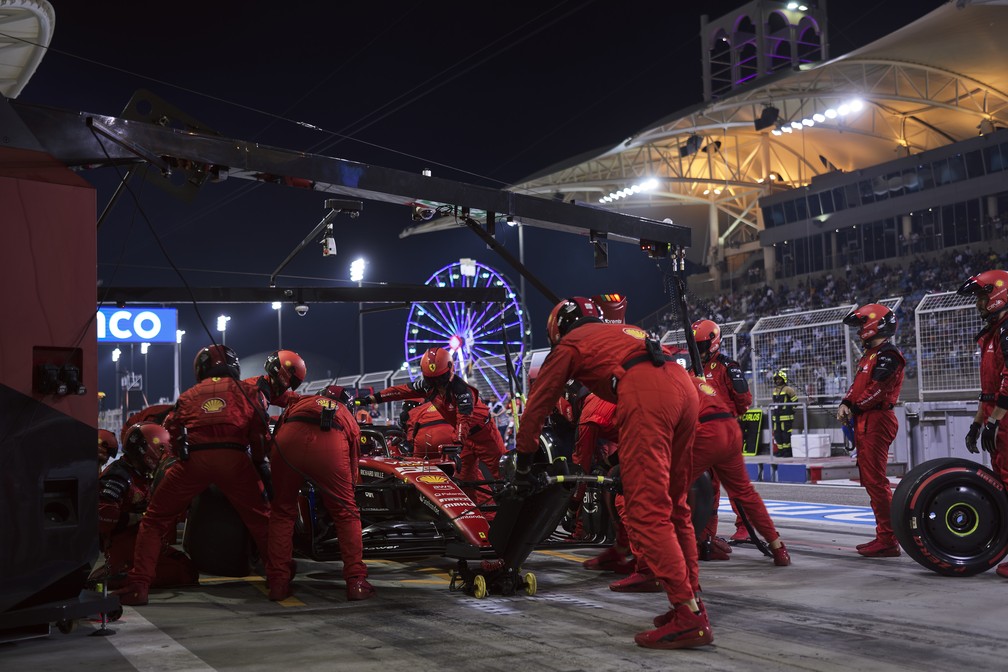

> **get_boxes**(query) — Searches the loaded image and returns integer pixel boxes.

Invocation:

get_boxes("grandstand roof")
[513,1,1008,263]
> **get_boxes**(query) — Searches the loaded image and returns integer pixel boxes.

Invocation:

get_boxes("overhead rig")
[5,92,690,250]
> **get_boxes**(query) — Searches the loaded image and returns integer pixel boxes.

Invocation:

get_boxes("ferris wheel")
[403,260,528,405]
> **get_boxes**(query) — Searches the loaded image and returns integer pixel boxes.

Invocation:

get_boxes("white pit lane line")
[107,607,217,672]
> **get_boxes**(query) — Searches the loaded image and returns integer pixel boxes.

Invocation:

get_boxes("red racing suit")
[569,394,619,535]
[406,402,456,459]
[267,394,366,587]
[126,376,272,588]
[842,340,905,544]
[690,377,781,544]
[975,312,1008,482]
[94,459,198,588]
[517,322,700,604]
[700,352,752,536]
[373,376,505,509]
[243,375,299,409]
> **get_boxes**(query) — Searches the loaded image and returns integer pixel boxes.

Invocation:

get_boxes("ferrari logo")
[622,327,647,340]
[478,531,486,539]
[428,362,436,372]
[202,398,226,413]
[417,474,449,484]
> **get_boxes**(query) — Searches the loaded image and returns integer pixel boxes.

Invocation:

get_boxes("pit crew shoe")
[268,581,292,602]
[654,598,706,627]
[698,536,732,561]
[583,547,634,573]
[635,604,713,650]
[346,576,376,601]
[610,571,662,593]
[857,538,901,557]
[996,563,1008,579]
[114,582,149,607]
[729,527,751,543]
[771,542,791,567]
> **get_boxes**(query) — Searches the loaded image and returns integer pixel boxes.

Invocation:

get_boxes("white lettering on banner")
[97,309,166,340]
[110,310,133,339]
[133,311,161,339]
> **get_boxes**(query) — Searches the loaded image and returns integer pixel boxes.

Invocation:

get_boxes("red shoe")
[635,604,713,649]
[610,571,662,593]
[113,582,149,607]
[771,542,791,567]
[346,576,376,601]
[729,527,751,543]
[654,598,705,627]
[996,563,1008,579]
[583,547,634,573]
[268,581,291,602]
[857,539,900,557]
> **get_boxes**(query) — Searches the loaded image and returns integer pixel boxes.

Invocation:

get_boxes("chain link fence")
[914,291,984,401]
[659,320,746,361]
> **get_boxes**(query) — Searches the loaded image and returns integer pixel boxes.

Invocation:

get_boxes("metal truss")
[515,58,1008,264]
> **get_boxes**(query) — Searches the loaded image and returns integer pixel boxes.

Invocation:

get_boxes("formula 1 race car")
[182,420,713,598]
[290,423,617,564]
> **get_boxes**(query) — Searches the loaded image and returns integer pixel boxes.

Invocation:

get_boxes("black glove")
[356,395,375,407]
[980,419,1000,454]
[256,461,274,502]
[966,422,982,454]
[515,450,535,476]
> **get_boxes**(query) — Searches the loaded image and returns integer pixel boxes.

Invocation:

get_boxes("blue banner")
[97,307,178,343]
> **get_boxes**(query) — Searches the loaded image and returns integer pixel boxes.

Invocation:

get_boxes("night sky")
[20,0,944,404]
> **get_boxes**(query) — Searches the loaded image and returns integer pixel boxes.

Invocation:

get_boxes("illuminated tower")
[702,0,829,101]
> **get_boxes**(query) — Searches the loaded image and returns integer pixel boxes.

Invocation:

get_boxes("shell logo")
[152,436,162,445]
[316,398,336,409]
[997,280,1005,288]
[202,397,226,413]
[417,474,449,484]
[698,382,716,397]
[622,327,647,340]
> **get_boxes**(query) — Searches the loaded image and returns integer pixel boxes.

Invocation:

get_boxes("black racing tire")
[689,473,715,542]
[891,458,1008,577]
[183,485,255,577]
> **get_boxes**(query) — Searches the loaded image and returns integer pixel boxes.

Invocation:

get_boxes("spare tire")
[183,485,254,577]
[891,457,1008,576]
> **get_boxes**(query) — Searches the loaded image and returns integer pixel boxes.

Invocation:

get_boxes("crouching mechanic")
[839,304,905,558]
[98,429,119,469]
[957,270,1008,579]
[515,297,710,650]
[116,345,273,606]
[267,385,374,601]
[91,422,198,589]
[358,347,505,515]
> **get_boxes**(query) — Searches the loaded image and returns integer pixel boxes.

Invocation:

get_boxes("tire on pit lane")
[891,457,1008,577]
[689,472,714,542]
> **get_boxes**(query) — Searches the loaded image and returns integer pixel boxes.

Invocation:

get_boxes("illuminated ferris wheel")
[404,260,528,405]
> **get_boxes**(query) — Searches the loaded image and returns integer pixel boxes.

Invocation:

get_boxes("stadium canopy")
[511,0,1008,275]
[0,0,54,98]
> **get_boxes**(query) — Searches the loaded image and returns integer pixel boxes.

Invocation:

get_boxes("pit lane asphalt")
[6,482,1006,672]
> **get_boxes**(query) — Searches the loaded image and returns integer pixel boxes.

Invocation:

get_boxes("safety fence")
[659,320,746,361]
[748,299,901,405]
[914,290,984,400]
